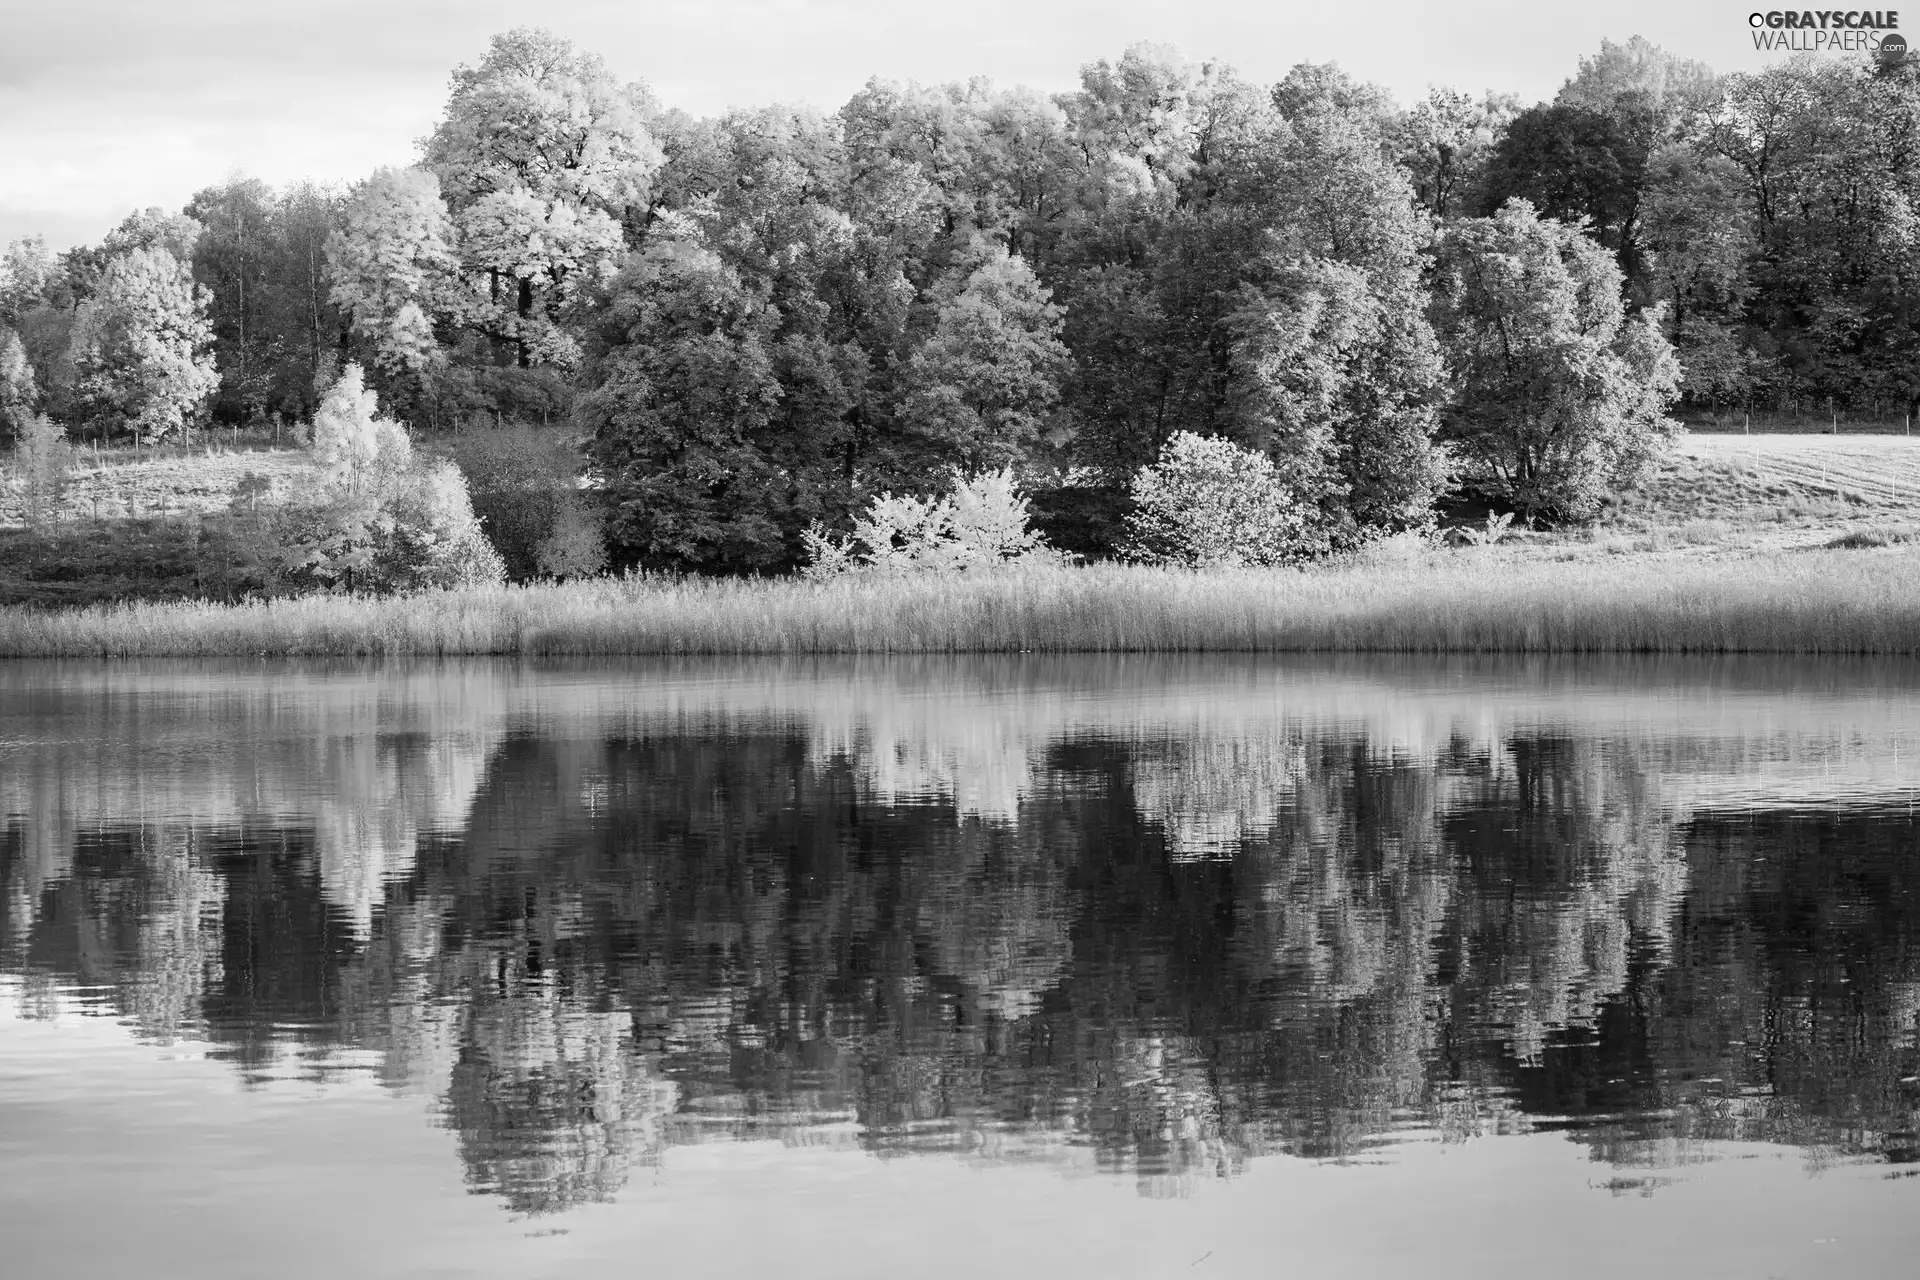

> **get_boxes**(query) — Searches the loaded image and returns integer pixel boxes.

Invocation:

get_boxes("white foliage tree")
[285,363,503,591]
[422,27,662,368]
[0,328,36,442]
[326,167,460,376]
[1121,431,1323,568]
[802,468,1056,576]
[311,361,414,490]
[68,245,219,442]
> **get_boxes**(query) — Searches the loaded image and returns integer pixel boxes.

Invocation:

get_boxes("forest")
[2,30,1918,581]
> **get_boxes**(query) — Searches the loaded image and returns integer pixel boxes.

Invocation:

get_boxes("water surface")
[3,656,1918,1278]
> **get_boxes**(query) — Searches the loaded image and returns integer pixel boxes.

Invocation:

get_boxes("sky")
[0,2,1848,250]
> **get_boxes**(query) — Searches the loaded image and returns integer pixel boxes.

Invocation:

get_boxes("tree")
[0,329,36,445]
[100,208,203,264]
[1480,103,1653,283]
[898,244,1068,468]
[187,176,349,424]
[1397,88,1520,218]
[452,425,602,581]
[0,236,54,327]
[282,364,504,591]
[582,240,789,573]
[422,27,662,369]
[1637,149,1759,409]
[1704,59,1920,416]
[68,245,219,442]
[14,413,70,533]
[1250,100,1451,534]
[1556,35,1720,137]
[327,167,459,382]
[311,361,412,491]
[1428,200,1681,520]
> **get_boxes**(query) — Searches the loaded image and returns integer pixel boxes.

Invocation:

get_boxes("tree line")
[3,31,1918,569]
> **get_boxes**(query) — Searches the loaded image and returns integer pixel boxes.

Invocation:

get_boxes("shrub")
[534,498,608,580]
[802,469,1059,577]
[452,425,601,581]
[1120,432,1328,568]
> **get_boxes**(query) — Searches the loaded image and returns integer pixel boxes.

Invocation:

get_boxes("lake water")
[2,656,1918,1279]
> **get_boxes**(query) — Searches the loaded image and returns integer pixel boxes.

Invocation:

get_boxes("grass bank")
[4,551,1920,657]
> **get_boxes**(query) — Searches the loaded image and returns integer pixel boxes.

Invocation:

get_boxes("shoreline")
[4,552,1919,659]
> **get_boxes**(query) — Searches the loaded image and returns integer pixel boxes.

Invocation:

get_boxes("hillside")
[1553,431,1920,555]
[0,443,313,529]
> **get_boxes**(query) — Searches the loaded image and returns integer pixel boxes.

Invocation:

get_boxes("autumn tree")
[1428,200,1681,520]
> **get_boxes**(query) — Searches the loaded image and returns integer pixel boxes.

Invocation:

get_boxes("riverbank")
[4,549,1919,657]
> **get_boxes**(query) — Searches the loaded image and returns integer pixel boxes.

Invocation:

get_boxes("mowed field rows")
[1601,431,1920,544]
[1683,432,1920,505]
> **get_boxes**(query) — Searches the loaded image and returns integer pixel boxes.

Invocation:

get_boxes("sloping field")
[1681,432,1920,506]
[0,445,314,530]
[1603,432,1920,544]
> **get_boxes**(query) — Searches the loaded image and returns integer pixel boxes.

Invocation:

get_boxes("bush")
[451,425,602,581]
[802,469,1060,577]
[1120,432,1328,568]
[1025,481,1132,560]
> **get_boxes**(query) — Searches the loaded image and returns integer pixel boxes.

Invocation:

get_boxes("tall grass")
[3,552,1920,658]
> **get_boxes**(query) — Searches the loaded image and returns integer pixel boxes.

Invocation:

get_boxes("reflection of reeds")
[9,554,1920,656]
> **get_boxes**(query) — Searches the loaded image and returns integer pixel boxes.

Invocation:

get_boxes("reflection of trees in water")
[1442,734,1689,1067]
[3,692,1919,1208]
[445,991,677,1216]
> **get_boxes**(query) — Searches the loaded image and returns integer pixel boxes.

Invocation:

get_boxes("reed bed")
[2,551,1918,658]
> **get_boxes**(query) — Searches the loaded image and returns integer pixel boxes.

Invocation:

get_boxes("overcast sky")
[0,2,1823,249]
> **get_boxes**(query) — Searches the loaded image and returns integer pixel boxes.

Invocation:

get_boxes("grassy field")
[5,430,1920,656]
[1582,432,1920,551]
[4,550,1920,657]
